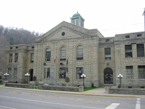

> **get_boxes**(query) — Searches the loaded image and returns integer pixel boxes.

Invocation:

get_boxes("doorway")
[104,68,113,84]
[29,69,33,81]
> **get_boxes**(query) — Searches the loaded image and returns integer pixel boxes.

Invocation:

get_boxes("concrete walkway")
[0,85,144,98]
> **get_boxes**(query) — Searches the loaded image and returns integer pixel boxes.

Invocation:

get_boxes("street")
[0,88,144,109]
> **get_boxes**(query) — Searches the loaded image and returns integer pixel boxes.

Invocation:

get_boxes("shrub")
[118,84,121,88]
[91,83,94,88]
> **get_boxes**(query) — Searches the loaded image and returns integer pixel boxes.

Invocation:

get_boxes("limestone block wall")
[34,35,99,87]
[99,37,115,87]
[114,32,145,87]
[4,45,35,83]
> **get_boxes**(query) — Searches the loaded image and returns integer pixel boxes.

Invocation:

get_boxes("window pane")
[137,44,144,57]
[44,68,50,78]
[125,45,132,57]
[59,67,66,79]
[138,66,145,79]
[77,46,83,60]
[105,48,111,55]
[76,67,83,79]
[9,54,13,63]
[105,48,111,60]
[60,47,66,60]
[126,66,133,79]
[14,68,17,78]
[8,68,11,78]
[31,53,34,63]
[46,48,51,61]
[15,53,18,62]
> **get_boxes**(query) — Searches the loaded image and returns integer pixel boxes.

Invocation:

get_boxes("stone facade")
[3,20,145,87]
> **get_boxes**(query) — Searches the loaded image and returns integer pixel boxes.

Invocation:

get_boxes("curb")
[0,86,143,98]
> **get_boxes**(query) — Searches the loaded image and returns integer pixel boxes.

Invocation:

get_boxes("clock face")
[62,32,65,36]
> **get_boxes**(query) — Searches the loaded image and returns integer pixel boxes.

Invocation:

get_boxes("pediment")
[35,21,104,43]
[45,27,84,41]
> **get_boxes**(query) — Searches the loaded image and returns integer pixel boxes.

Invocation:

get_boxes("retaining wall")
[5,83,33,88]
[39,85,84,92]
[105,88,145,95]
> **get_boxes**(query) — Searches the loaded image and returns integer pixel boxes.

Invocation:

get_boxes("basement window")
[16,47,18,49]
[10,47,13,49]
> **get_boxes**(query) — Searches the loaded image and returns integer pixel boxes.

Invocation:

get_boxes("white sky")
[0,0,145,37]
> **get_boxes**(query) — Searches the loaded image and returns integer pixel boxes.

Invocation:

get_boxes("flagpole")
[55,49,57,85]
[143,8,145,31]
[66,58,68,86]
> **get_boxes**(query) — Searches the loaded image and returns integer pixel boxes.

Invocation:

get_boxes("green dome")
[72,12,81,17]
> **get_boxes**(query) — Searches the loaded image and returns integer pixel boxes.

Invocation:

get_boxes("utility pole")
[143,8,145,31]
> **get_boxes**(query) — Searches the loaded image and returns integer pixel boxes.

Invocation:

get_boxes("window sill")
[125,57,132,58]
[60,59,66,61]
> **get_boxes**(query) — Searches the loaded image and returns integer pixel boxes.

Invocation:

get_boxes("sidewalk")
[0,85,144,98]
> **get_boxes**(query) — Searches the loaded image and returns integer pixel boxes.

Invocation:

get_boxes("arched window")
[46,48,51,61]
[77,45,83,60]
[60,47,66,60]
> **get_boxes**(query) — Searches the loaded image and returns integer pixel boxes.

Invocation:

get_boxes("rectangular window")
[46,51,51,61]
[15,53,18,62]
[137,44,144,57]
[59,67,66,79]
[76,67,83,79]
[106,39,109,42]
[126,66,133,79]
[31,53,34,63]
[60,47,66,61]
[72,19,75,24]
[44,68,50,78]
[8,68,11,78]
[138,66,145,79]
[105,48,111,60]
[77,46,83,60]
[76,19,79,25]
[125,45,132,57]
[14,68,17,78]
[137,34,142,37]
[125,35,130,38]
[9,54,13,63]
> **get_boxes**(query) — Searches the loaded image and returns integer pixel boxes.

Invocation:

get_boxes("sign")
[65,77,70,83]
[33,76,36,81]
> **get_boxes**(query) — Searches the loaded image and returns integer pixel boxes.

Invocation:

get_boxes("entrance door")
[104,68,113,84]
[29,69,33,81]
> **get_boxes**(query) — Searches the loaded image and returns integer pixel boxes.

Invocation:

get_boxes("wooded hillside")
[0,25,41,74]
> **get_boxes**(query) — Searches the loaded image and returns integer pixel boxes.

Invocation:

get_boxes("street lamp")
[43,59,47,84]
[4,73,9,81]
[25,73,30,84]
[117,74,123,88]
[81,74,86,89]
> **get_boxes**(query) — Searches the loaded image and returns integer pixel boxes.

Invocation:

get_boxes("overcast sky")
[0,0,145,37]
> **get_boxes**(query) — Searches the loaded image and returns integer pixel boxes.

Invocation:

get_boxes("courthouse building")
[4,13,145,87]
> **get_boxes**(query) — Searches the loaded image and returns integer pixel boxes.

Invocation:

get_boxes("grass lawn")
[34,84,39,89]
[0,83,3,85]
[84,87,97,91]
